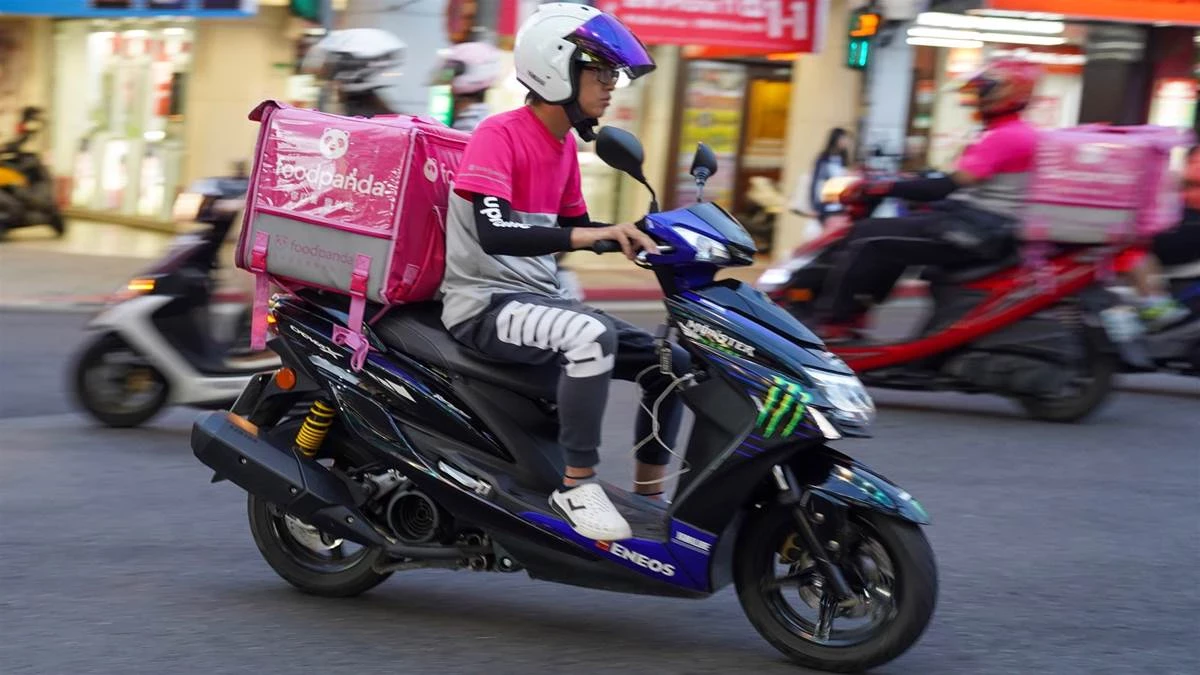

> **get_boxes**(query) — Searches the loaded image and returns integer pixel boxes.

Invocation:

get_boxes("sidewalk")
[0,219,931,310]
[0,219,778,309]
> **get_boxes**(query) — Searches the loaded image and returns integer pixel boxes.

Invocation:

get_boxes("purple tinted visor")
[568,14,656,79]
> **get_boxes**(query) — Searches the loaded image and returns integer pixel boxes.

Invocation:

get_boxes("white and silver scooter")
[70,179,278,427]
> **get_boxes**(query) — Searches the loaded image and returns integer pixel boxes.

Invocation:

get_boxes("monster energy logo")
[757,376,813,438]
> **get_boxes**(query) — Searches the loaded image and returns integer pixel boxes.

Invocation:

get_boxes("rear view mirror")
[690,142,718,181]
[596,126,659,213]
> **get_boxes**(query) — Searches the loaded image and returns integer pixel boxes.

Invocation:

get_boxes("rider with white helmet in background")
[301,28,407,118]
[439,3,684,541]
[432,41,504,132]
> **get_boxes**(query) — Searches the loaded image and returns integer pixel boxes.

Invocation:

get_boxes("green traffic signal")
[291,0,321,22]
[848,38,870,70]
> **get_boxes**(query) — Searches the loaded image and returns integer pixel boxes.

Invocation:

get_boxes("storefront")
[4,1,308,225]
[53,19,198,220]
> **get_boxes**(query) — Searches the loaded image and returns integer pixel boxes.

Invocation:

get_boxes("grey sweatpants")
[449,292,691,469]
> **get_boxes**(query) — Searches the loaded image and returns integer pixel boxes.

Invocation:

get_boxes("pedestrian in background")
[810,127,852,224]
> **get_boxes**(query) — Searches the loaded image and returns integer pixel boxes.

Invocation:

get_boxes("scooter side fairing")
[87,295,259,406]
[269,297,723,596]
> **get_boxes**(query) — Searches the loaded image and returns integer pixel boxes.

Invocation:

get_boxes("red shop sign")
[594,0,829,53]
[498,1,829,54]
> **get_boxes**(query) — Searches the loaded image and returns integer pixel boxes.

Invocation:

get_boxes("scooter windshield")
[688,202,757,254]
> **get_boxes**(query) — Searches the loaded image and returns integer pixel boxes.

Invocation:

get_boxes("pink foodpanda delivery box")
[1025,124,1194,244]
[235,101,469,370]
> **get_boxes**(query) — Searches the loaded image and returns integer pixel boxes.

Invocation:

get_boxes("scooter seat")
[920,252,1023,285]
[374,303,561,402]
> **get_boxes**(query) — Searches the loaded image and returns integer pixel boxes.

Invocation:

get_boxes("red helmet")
[962,59,1041,119]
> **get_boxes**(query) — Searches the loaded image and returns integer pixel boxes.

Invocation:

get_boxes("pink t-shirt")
[453,106,587,219]
[439,106,588,328]
[956,116,1037,179]
[950,116,1037,214]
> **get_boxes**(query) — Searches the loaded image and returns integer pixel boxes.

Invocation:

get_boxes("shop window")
[57,20,194,221]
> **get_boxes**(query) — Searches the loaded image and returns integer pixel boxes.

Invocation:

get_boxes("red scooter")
[755,186,1153,423]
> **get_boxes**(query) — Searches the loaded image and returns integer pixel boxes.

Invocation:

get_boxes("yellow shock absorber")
[294,399,336,457]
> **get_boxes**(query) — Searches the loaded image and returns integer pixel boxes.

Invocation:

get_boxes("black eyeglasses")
[581,64,620,85]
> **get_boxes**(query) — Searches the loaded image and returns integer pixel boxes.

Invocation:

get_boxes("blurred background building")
[1,0,1197,261]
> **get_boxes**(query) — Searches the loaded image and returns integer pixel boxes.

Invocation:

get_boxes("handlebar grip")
[591,240,624,254]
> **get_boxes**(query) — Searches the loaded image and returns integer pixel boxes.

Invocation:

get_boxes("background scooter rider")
[819,59,1041,341]
[439,3,688,541]
[431,41,503,132]
[1129,145,1200,328]
[301,28,406,118]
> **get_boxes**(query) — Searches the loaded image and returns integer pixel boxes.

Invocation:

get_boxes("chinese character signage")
[498,0,829,54]
[595,0,829,53]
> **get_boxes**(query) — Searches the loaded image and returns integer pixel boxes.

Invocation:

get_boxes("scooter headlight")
[172,192,205,222]
[755,254,815,292]
[674,227,730,264]
[804,367,875,428]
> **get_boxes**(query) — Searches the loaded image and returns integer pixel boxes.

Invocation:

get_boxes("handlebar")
[591,240,624,254]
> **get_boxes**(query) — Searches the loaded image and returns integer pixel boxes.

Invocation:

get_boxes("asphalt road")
[1,308,1198,675]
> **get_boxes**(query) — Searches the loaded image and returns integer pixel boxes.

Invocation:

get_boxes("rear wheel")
[735,505,937,673]
[1018,329,1115,423]
[71,333,169,428]
[247,493,391,598]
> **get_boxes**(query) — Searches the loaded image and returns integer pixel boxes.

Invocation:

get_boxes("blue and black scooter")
[191,127,937,673]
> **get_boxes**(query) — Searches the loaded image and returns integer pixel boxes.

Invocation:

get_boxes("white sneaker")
[550,482,633,541]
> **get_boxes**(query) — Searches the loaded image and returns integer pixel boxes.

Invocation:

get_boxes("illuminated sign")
[850,11,881,38]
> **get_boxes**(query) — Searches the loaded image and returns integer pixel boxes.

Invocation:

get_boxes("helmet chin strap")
[564,100,598,142]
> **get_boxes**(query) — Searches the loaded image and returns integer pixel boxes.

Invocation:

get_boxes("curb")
[0,281,931,312]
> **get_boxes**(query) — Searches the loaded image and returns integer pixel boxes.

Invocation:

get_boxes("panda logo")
[319,128,350,160]
[424,157,439,182]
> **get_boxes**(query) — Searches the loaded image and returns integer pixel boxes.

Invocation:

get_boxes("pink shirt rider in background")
[819,60,1042,340]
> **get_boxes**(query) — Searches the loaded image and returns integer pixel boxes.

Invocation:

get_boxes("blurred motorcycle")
[70,175,277,428]
[0,107,64,238]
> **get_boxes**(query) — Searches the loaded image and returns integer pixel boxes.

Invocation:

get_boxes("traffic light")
[291,0,321,22]
[847,9,880,71]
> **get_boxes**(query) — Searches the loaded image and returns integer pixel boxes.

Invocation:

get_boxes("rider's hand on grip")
[597,222,659,261]
[591,239,624,254]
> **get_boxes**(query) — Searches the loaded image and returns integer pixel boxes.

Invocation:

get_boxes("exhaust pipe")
[192,411,470,560]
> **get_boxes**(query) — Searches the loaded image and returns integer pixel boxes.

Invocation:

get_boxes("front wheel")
[247,494,391,598]
[71,333,169,428]
[735,505,937,673]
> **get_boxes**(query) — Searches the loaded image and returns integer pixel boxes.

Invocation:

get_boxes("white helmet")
[434,41,503,96]
[514,3,654,136]
[301,28,406,94]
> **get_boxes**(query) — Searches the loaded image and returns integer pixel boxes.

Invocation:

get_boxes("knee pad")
[560,314,616,378]
[495,301,616,378]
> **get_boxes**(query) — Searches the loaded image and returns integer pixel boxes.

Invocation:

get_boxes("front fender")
[788,445,930,525]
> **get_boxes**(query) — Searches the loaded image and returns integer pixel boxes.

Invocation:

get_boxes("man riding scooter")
[820,59,1040,342]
